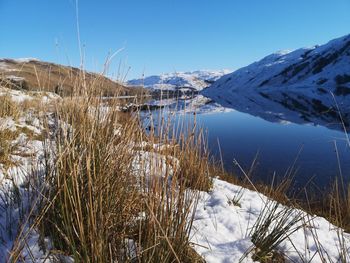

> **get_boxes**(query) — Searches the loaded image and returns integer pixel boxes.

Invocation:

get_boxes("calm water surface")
[144,99,350,189]
[195,110,350,188]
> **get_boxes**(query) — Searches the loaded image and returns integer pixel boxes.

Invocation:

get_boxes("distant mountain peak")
[127,69,231,91]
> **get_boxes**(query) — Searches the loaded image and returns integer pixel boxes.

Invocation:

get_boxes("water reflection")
[143,92,350,189]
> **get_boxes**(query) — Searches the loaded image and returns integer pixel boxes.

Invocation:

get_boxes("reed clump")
[35,84,211,262]
[0,95,20,168]
[248,200,303,262]
[40,97,139,261]
[0,94,20,119]
[327,179,350,232]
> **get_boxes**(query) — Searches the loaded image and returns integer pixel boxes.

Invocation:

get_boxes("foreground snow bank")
[0,87,60,262]
[192,178,350,262]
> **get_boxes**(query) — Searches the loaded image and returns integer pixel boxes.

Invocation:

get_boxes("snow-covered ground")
[192,178,350,263]
[0,87,59,262]
[127,70,231,91]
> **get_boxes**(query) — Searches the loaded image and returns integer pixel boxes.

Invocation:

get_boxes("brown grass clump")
[136,138,209,262]
[306,179,350,233]
[0,95,20,168]
[0,129,19,169]
[32,89,210,262]
[39,98,140,262]
[247,200,303,263]
[0,95,20,119]
[329,180,350,231]
[175,131,212,191]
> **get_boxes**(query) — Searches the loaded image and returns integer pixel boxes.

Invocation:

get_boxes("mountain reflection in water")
[143,92,350,190]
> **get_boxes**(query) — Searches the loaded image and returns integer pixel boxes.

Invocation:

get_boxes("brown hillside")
[0,58,145,97]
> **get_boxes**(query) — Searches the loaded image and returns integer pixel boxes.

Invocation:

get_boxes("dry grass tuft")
[0,129,19,169]
[0,95,20,168]
[0,95,20,119]
[247,200,303,263]
[33,90,210,262]
[40,98,140,262]
[328,179,350,232]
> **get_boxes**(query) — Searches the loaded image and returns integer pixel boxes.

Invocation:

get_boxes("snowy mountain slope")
[202,34,350,131]
[127,70,231,91]
[204,34,350,94]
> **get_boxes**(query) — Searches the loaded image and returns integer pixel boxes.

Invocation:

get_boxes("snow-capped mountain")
[202,34,350,131]
[204,34,350,94]
[127,70,231,92]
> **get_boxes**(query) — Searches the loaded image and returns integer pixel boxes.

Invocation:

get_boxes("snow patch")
[5,75,25,81]
[13,58,40,63]
[192,178,350,262]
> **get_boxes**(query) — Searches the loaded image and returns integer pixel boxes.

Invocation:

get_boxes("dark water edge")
[201,110,350,192]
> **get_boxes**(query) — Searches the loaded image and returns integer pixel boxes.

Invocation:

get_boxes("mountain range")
[127,70,231,92]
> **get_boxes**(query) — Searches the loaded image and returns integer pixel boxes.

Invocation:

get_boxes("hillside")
[0,58,145,97]
[203,34,350,130]
[204,34,350,93]
[127,70,231,93]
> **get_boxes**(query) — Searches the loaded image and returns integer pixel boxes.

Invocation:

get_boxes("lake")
[142,94,350,190]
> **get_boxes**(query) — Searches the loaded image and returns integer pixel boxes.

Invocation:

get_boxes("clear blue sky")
[1,0,349,80]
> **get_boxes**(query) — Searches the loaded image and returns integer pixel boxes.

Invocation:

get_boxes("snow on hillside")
[0,58,40,70]
[127,70,231,91]
[204,34,350,93]
[202,34,350,131]
[13,58,40,63]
